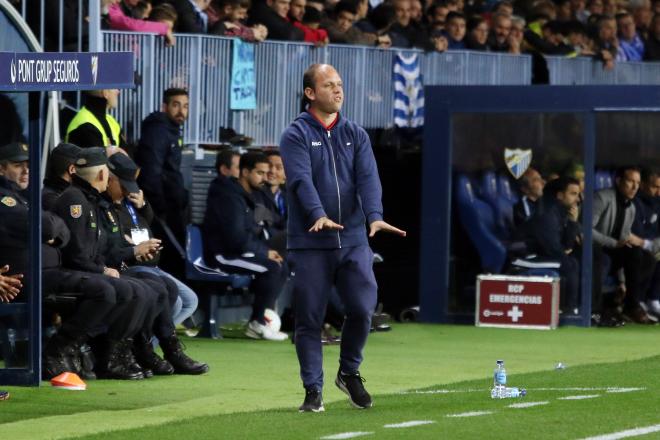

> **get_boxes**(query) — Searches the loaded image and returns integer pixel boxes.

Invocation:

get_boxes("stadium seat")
[595,170,614,190]
[185,225,252,338]
[454,174,507,273]
[479,171,514,240]
[497,174,520,205]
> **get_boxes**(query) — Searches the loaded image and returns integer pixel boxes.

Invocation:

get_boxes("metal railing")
[103,31,532,146]
[546,56,660,85]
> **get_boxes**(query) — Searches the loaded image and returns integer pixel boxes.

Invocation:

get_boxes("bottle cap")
[496,360,504,365]
[520,388,527,397]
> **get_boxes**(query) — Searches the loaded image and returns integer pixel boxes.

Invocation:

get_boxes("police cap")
[107,153,140,194]
[0,142,29,162]
[75,147,108,168]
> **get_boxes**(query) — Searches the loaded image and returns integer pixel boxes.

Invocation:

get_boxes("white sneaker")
[646,300,660,318]
[245,320,288,341]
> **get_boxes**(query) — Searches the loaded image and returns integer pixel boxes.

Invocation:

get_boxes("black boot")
[120,339,153,379]
[42,333,82,380]
[134,335,174,375]
[160,334,209,375]
[78,343,97,380]
[100,339,144,380]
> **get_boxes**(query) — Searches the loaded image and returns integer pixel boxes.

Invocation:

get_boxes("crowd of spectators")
[9,0,660,63]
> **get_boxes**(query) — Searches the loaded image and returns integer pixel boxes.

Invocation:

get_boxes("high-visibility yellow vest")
[65,106,121,147]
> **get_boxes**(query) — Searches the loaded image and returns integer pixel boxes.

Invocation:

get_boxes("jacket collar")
[72,175,102,201]
[43,176,70,194]
[297,110,345,132]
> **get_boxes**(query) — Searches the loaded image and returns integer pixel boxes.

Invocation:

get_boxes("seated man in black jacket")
[525,177,582,314]
[513,167,544,227]
[202,152,288,341]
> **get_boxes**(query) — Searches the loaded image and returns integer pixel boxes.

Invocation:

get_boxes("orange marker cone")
[50,372,87,390]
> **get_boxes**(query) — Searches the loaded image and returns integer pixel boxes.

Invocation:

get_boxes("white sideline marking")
[580,423,660,440]
[446,411,493,418]
[508,401,549,409]
[557,394,600,400]
[320,432,373,439]
[383,421,436,429]
[606,388,645,394]
[402,387,644,395]
[400,389,482,395]
[533,388,645,393]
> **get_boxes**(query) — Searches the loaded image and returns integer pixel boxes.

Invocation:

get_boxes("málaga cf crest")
[504,148,532,179]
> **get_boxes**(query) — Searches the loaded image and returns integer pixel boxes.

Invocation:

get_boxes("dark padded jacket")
[135,111,187,218]
[202,175,270,262]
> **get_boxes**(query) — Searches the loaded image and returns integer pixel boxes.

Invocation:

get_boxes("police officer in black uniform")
[102,153,208,375]
[53,148,159,379]
[43,143,82,211]
[0,142,136,380]
[55,148,208,376]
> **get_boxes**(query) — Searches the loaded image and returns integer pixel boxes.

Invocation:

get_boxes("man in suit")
[592,166,656,323]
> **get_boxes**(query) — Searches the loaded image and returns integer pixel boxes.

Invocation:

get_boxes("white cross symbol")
[507,306,524,322]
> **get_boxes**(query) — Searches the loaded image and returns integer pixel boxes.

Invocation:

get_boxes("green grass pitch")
[2,323,660,439]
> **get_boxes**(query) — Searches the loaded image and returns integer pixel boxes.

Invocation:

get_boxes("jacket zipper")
[327,129,342,248]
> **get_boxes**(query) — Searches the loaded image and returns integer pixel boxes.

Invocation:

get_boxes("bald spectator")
[488,12,513,51]
[513,167,544,227]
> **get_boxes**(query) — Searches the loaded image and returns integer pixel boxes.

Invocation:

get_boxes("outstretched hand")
[309,216,344,233]
[369,220,406,238]
[0,265,23,303]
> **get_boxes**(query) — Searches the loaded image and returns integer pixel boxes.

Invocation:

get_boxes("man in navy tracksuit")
[280,64,406,412]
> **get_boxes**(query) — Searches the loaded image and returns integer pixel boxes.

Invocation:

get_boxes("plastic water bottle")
[501,387,527,398]
[491,360,506,398]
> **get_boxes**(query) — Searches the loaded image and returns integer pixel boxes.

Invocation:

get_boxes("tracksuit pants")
[289,245,377,390]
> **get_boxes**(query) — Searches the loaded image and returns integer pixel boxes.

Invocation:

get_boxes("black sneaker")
[335,370,372,409]
[299,388,324,412]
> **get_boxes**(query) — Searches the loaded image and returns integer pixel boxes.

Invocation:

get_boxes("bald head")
[302,64,344,115]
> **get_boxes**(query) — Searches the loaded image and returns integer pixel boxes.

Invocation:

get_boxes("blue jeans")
[127,266,199,325]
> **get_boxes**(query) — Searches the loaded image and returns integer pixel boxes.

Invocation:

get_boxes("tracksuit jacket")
[279,111,383,250]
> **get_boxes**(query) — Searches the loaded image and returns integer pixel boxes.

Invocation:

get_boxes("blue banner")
[230,39,256,110]
[0,52,134,91]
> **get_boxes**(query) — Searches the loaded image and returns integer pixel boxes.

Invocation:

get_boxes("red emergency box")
[476,274,560,329]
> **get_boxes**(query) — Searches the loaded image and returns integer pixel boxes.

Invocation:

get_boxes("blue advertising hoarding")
[0,51,134,91]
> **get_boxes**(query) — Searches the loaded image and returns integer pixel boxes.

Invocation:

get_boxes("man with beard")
[202,152,288,341]
[136,88,190,276]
